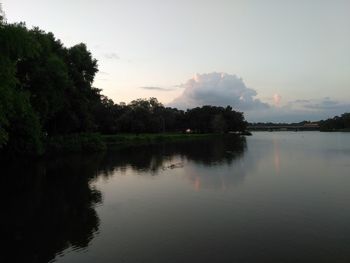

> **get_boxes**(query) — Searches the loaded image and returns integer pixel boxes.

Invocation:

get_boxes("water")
[4,132,350,263]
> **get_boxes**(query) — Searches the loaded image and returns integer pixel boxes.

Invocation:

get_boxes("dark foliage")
[0,16,247,155]
[2,136,246,262]
[319,113,350,131]
[2,155,102,263]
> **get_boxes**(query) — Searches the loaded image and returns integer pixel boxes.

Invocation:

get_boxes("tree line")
[319,113,350,131]
[0,13,247,155]
[249,113,350,131]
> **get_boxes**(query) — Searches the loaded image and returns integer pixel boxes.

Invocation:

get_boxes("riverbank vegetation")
[319,113,350,131]
[0,12,247,156]
[46,133,240,154]
[249,113,350,132]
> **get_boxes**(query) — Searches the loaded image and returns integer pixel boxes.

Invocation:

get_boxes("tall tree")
[0,17,43,154]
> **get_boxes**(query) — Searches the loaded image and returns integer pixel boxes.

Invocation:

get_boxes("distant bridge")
[248,124,320,131]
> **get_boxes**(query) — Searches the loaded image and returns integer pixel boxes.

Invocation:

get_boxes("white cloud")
[168,72,269,111]
[164,72,349,122]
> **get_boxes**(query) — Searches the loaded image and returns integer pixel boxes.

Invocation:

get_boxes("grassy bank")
[46,133,107,154]
[46,133,237,154]
[102,133,222,148]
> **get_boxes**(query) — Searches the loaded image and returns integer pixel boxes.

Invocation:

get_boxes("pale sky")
[3,0,350,122]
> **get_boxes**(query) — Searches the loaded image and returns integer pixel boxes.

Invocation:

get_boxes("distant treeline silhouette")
[249,113,350,131]
[319,113,350,131]
[0,15,246,155]
[249,120,315,128]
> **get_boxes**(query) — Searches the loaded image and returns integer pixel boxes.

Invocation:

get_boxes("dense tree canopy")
[319,113,350,131]
[186,105,246,133]
[0,14,247,155]
[0,16,103,154]
[0,20,43,154]
[92,97,246,134]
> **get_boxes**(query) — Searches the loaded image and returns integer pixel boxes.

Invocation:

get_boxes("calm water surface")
[4,132,350,263]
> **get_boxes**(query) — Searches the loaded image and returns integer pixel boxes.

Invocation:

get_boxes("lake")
[4,132,350,263]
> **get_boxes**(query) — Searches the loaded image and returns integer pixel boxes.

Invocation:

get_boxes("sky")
[2,0,350,122]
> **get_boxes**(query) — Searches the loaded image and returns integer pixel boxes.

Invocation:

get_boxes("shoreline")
[46,132,247,155]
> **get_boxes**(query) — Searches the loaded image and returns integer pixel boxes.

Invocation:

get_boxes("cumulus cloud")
[161,72,349,122]
[140,86,175,91]
[168,72,269,111]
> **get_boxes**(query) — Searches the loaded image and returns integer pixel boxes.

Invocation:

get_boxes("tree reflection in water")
[3,155,103,263]
[99,135,247,176]
[3,135,247,262]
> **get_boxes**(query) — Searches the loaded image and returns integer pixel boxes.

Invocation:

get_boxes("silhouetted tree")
[319,113,350,131]
[0,12,248,156]
[0,19,43,154]
[186,105,246,133]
